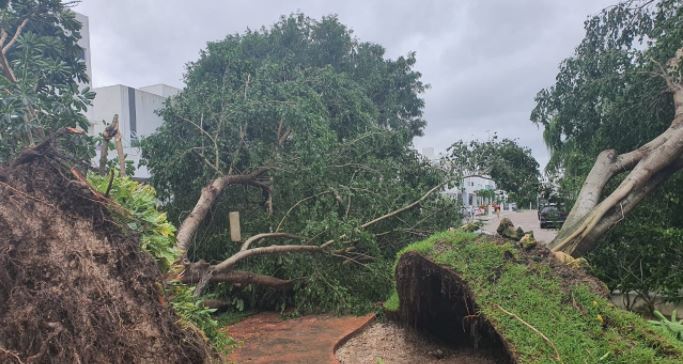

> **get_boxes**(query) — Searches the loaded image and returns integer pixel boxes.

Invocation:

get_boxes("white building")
[460,174,496,206]
[444,174,505,208]
[89,84,180,179]
[74,12,180,179]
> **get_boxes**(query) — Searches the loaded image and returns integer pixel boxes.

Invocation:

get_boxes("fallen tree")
[142,14,459,311]
[178,182,446,295]
[385,230,683,363]
[549,51,683,255]
[533,0,683,256]
[0,139,216,363]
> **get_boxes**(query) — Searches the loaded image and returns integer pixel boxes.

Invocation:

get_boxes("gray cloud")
[74,0,615,170]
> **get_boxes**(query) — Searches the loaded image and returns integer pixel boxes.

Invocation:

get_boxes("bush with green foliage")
[0,0,95,163]
[87,173,232,351]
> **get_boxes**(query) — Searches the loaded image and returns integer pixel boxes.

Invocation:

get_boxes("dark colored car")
[539,205,566,229]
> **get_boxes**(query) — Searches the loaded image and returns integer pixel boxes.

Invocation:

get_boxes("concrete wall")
[74,12,92,85]
[139,84,181,98]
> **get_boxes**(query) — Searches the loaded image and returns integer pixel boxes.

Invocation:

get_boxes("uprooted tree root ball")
[385,231,683,363]
[0,142,217,363]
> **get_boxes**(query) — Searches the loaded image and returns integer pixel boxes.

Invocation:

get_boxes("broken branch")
[361,182,446,229]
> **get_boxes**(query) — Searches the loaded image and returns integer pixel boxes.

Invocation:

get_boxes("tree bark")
[549,56,683,255]
[181,267,293,289]
[175,167,269,257]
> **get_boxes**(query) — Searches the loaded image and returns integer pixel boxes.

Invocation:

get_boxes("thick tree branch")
[181,268,293,289]
[551,69,683,254]
[0,29,8,48]
[0,47,16,82]
[240,232,303,251]
[570,155,683,256]
[213,243,328,273]
[0,18,29,83]
[175,167,270,257]
[2,18,28,55]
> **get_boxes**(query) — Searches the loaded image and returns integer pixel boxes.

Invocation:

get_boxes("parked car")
[539,205,566,229]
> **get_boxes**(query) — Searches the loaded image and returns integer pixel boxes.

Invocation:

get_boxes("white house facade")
[444,174,507,208]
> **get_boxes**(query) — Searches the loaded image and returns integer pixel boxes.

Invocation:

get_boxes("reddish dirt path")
[224,312,375,364]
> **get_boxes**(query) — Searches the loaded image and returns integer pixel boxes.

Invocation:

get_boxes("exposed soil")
[0,140,215,363]
[336,320,497,364]
[395,252,514,363]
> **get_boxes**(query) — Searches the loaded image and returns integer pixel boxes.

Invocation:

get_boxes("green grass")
[386,230,683,364]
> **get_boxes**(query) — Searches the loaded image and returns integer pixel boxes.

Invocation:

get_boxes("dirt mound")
[0,141,215,363]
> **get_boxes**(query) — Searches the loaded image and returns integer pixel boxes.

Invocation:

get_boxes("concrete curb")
[331,313,377,363]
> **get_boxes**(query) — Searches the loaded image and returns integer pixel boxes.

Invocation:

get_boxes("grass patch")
[386,230,683,363]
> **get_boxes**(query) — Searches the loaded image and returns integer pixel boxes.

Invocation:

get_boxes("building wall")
[74,13,92,85]
[74,12,179,179]
[139,84,181,98]
[89,84,179,179]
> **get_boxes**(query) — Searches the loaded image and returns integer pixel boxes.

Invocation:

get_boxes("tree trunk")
[175,167,269,258]
[549,59,683,256]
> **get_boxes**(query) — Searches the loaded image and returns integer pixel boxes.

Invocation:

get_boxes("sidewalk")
[224,312,375,364]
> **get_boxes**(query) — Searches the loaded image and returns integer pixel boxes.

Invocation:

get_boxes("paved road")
[480,209,558,244]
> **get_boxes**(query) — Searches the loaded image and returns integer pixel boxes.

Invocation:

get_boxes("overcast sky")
[74,0,616,169]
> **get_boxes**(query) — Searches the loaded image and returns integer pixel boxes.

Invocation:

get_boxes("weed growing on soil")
[387,230,683,363]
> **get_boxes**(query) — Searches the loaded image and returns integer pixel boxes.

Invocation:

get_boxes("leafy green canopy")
[447,135,541,207]
[142,14,459,313]
[388,231,683,363]
[531,0,683,300]
[0,0,95,163]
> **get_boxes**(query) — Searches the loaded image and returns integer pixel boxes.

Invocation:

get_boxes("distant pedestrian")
[494,203,501,219]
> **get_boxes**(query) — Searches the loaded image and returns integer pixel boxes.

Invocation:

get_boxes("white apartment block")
[89,84,180,179]
[75,12,180,179]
